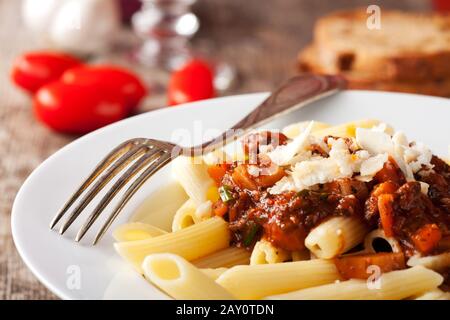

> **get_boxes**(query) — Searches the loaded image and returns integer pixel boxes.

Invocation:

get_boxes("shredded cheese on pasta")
[268,123,433,194]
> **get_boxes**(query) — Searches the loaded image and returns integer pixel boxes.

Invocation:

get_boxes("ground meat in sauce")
[440,268,450,292]
[324,136,359,153]
[223,176,368,251]
[391,181,449,255]
[242,131,288,163]
[308,144,328,157]
[213,137,450,257]
[419,156,450,213]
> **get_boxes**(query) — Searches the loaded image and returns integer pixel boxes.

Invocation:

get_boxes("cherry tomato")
[11,52,83,94]
[433,0,450,12]
[62,66,148,113]
[167,59,215,106]
[34,82,127,134]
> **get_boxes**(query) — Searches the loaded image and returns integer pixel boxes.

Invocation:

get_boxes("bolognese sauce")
[209,131,450,259]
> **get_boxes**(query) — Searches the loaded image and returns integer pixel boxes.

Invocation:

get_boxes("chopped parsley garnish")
[218,185,234,203]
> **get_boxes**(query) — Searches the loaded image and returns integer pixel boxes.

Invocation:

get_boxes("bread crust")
[346,77,450,97]
[299,44,450,97]
[312,9,450,82]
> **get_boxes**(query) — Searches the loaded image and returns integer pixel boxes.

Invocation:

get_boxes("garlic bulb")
[22,0,121,55]
[22,0,61,37]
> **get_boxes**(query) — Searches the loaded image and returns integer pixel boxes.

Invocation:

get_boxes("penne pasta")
[266,266,443,300]
[282,121,330,139]
[215,259,340,299]
[250,240,290,265]
[407,252,450,271]
[192,247,251,268]
[171,156,215,205]
[113,222,167,242]
[171,199,198,232]
[115,217,230,272]
[364,229,402,253]
[142,253,234,300]
[130,180,188,231]
[412,289,450,300]
[312,119,382,138]
[112,119,450,301]
[305,216,368,259]
[201,268,229,280]
[195,200,213,221]
[172,199,213,232]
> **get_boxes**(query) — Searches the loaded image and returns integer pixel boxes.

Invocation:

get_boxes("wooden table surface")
[0,0,429,300]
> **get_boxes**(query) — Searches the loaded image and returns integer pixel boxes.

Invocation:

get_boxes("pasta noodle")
[112,118,450,301]
[113,222,167,242]
[266,266,443,300]
[282,121,330,139]
[142,253,235,300]
[171,156,215,205]
[171,199,198,232]
[216,259,340,299]
[200,268,229,280]
[412,289,450,300]
[115,217,230,272]
[130,180,188,231]
[305,216,368,259]
[364,229,402,253]
[312,119,382,138]
[250,240,290,265]
[407,252,450,271]
[192,247,251,268]
[172,200,214,232]
[195,200,213,220]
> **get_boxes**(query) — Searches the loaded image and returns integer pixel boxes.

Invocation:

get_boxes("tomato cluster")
[11,52,148,134]
[167,59,215,106]
[11,52,216,134]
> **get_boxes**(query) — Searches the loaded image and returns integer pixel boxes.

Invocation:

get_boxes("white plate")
[11,91,450,300]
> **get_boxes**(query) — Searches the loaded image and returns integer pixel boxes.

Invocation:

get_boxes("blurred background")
[0,0,445,299]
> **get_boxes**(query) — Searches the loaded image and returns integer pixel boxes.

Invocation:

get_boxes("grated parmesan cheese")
[268,123,434,194]
[267,121,313,166]
[360,153,388,177]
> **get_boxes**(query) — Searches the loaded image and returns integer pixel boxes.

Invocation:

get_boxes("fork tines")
[49,138,173,245]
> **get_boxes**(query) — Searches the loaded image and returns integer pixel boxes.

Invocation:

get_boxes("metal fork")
[49,74,346,244]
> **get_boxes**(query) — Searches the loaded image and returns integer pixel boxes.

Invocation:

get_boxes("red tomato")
[11,52,83,94]
[34,82,127,134]
[62,66,148,113]
[433,0,450,12]
[167,59,215,106]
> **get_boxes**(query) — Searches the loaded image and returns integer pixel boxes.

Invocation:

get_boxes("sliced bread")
[312,9,450,82]
[299,44,450,97]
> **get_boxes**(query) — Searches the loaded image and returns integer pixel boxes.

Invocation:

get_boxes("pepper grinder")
[131,0,235,91]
